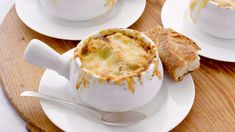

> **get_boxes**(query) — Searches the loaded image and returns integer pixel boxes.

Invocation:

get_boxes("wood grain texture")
[0,0,234,131]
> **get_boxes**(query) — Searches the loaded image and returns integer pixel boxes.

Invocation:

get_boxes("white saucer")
[38,49,195,132]
[15,0,146,40]
[161,0,235,62]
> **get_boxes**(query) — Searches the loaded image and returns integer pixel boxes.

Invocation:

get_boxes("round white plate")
[39,49,195,132]
[15,0,146,40]
[161,0,235,62]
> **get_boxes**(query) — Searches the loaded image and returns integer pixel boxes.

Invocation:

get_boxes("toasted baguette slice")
[145,26,200,81]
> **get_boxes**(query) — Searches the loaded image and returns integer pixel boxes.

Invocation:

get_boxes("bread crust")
[145,26,200,81]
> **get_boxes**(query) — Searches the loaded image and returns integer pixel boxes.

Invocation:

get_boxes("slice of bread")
[145,26,200,81]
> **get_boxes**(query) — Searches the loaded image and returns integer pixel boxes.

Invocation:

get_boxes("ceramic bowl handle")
[24,39,70,80]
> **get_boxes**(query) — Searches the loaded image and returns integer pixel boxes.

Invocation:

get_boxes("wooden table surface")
[0,0,234,131]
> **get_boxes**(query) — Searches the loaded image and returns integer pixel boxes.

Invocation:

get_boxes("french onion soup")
[74,29,161,93]
[190,0,235,21]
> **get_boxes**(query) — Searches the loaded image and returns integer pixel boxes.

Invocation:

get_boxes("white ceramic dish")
[15,0,146,40]
[24,28,164,112]
[39,49,195,131]
[190,0,235,39]
[162,0,235,62]
[40,0,118,21]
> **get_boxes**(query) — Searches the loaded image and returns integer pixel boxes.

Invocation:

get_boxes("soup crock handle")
[24,39,70,80]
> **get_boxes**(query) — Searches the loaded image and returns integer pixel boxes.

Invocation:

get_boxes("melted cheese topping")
[190,0,235,22]
[105,0,117,8]
[76,33,155,81]
[213,0,235,7]
[190,0,210,22]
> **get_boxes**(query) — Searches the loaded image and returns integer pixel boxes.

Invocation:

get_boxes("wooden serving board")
[0,0,234,131]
